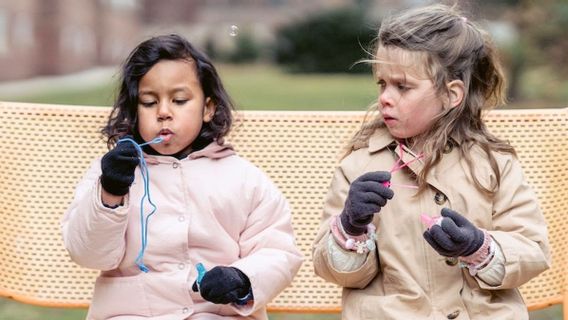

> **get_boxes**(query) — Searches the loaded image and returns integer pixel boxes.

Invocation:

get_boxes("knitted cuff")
[339,212,368,236]
[102,202,121,209]
[459,230,495,276]
[330,216,376,254]
[234,286,254,306]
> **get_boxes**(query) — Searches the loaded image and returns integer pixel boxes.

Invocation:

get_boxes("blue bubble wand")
[117,136,163,272]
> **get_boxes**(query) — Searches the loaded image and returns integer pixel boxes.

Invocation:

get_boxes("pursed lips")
[159,128,173,142]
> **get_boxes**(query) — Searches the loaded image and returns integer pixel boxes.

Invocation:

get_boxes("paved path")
[0,67,118,99]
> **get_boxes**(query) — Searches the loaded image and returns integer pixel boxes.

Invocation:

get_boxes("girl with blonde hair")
[313,4,550,319]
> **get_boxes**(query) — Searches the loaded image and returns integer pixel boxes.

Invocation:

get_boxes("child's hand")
[191,266,252,305]
[100,136,139,196]
[340,171,394,236]
[423,208,485,257]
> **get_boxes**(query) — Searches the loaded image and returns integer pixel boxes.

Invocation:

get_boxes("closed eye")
[173,99,189,105]
[140,101,156,107]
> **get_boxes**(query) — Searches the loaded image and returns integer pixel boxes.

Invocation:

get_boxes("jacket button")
[443,142,453,154]
[172,163,179,169]
[182,307,189,313]
[445,257,459,266]
[434,192,447,205]
[447,310,460,319]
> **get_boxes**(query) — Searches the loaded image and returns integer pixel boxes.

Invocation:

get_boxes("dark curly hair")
[102,34,235,151]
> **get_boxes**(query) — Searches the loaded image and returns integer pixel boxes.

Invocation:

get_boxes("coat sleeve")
[229,166,303,316]
[60,159,130,271]
[312,164,380,289]
[477,156,551,290]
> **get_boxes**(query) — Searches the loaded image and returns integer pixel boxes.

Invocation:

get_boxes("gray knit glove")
[340,171,394,236]
[423,208,485,257]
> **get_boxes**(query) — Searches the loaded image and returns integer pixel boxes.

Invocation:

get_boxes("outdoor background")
[0,0,565,319]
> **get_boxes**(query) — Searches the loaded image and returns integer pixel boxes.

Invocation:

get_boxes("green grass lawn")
[3,63,565,110]
[8,82,117,107]
[218,64,377,110]
[0,63,563,319]
[0,297,561,319]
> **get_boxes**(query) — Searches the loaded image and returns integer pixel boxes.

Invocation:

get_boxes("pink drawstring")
[389,183,419,189]
[383,142,423,189]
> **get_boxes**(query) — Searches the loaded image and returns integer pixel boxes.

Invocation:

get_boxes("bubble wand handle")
[195,263,207,288]
[420,213,443,230]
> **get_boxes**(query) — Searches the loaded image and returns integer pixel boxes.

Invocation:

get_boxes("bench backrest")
[0,101,566,313]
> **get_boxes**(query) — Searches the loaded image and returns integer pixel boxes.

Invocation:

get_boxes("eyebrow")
[377,73,408,82]
[138,90,154,96]
[138,87,192,96]
[170,87,191,94]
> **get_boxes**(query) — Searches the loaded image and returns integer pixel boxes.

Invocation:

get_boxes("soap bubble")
[229,25,238,37]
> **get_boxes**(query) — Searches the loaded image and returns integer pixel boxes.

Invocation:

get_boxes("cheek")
[136,109,151,125]
[395,108,434,137]
[412,109,442,135]
[136,111,154,138]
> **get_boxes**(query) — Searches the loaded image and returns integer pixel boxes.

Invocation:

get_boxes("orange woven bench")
[0,102,566,318]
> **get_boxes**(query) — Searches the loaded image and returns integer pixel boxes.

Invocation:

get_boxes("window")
[0,10,8,54]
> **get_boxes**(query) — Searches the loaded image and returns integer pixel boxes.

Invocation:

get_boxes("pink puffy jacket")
[62,142,303,319]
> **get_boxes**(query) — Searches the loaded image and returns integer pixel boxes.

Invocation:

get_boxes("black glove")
[100,136,139,196]
[191,266,252,305]
[423,208,485,257]
[340,171,394,236]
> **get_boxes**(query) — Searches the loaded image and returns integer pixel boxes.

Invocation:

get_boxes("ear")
[203,97,216,123]
[446,80,465,110]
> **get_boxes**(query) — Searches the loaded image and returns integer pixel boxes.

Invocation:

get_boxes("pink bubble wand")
[383,143,423,189]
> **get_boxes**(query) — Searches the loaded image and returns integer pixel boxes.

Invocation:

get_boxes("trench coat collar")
[367,126,462,155]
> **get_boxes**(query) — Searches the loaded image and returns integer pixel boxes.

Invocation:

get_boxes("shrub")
[227,31,261,64]
[274,6,376,73]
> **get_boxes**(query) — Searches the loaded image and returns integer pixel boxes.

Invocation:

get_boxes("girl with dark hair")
[313,4,549,319]
[62,34,302,319]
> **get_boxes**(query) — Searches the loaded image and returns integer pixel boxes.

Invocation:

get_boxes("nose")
[379,87,393,109]
[157,102,173,121]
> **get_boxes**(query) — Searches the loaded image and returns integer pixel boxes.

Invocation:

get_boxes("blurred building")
[0,0,140,81]
[0,0,401,81]
[146,0,356,53]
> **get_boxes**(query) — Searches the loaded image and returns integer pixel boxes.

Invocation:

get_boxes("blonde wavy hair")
[346,4,515,196]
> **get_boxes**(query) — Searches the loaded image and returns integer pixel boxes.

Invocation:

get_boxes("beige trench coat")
[313,128,550,320]
[62,143,303,320]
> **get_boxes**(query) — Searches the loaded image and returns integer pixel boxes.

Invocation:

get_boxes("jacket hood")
[188,141,236,160]
[143,141,235,164]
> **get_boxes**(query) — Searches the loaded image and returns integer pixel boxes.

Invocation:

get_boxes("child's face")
[375,48,445,140]
[137,59,215,155]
